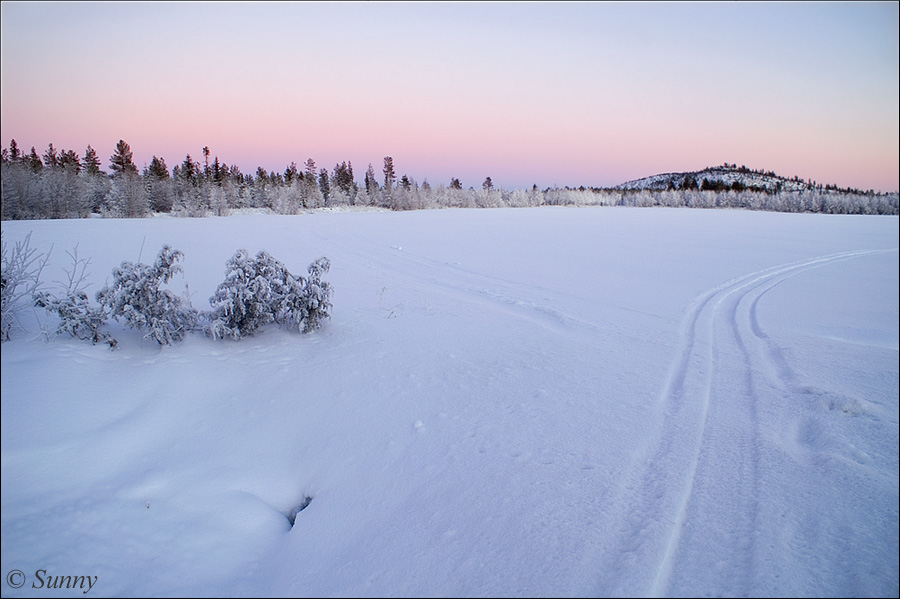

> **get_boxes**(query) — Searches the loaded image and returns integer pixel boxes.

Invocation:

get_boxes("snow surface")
[2,207,898,598]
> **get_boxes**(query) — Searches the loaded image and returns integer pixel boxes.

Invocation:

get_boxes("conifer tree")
[82,145,102,175]
[202,146,211,182]
[59,149,81,174]
[8,139,20,162]
[304,158,317,181]
[146,156,172,213]
[318,168,330,204]
[383,156,396,197]
[27,147,43,172]
[146,156,169,180]
[180,155,198,184]
[365,163,379,196]
[109,140,138,176]
[228,164,243,183]
[284,162,298,185]
[212,156,223,184]
[333,161,354,194]
[42,143,59,168]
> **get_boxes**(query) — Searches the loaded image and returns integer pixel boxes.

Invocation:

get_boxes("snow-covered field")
[2,207,898,598]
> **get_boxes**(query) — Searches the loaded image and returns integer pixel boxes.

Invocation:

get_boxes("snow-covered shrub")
[206,250,332,339]
[33,246,116,347]
[206,249,283,339]
[272,262,309,331]
[269,255,332,333]
[299,257,332,333]
[34,290,116,347]
[1,231,50,341]
[96,245,197,345]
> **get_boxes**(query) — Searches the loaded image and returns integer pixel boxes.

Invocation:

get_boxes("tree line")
[2,139,897,219]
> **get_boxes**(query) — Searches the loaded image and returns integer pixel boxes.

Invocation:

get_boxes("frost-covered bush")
[206,250,332,339]
[33,246,116,347]
[34,290,116,347]
[274,256,332,333]
[299,257,332,333]
[97,245,197,345]
[1,232,49,341]
[205,249,283,340]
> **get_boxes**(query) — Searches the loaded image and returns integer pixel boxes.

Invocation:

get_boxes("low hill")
[616,164,876,195]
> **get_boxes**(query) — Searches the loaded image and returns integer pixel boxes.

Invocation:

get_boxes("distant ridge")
[615,164,881,195]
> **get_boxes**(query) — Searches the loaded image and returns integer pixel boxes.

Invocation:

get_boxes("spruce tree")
[284,162,298,185]
[304,158,317,181]
[147,156,169,179]
[365,163,379,196]
[180,155,198,183]
[212,156,222,184]
[333,161,354,194]
[27,147,43,172]
[318,168,330,203]
[109,140,138,176]
[146,156,172,213]
[383,156,396,196]
[59,149,81,174]
[8,139,20,162]
[82,145,102,175]
[42,143,59,168]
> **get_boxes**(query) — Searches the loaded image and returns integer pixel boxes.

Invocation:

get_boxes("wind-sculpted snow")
[1,208,897,597]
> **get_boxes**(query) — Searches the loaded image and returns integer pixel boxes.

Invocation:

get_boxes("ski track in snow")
[325,224,895,597]
[594,248,892,597]
[329,228,895,597]
[326,228,612,336]
[2,214,897,598]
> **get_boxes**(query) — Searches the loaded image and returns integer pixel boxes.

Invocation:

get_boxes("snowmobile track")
[600,249,887,597]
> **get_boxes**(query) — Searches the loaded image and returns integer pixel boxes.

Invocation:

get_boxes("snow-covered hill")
[616,164,859,194]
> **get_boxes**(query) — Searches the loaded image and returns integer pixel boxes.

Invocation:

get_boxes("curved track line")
[606,249,887,597]
[331,231,613,334]
[331,229,894,596]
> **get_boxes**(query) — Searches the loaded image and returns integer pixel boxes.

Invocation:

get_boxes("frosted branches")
[1,232,50,341]
[4,234,332,346]
[33,245,116,347]
[205,251,332,339]
[96,245,197,345]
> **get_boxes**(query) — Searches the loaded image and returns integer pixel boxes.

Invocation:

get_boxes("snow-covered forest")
[2,139,898,220]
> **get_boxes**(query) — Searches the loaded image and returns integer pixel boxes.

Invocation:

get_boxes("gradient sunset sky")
[2,1,898,192]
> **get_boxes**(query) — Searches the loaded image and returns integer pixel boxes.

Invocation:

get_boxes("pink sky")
[2,2,898,192]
